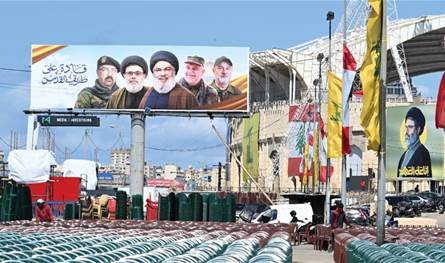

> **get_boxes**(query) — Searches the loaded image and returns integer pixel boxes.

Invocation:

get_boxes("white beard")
[125,80,144,94]
[153,76,177,94]
[217,76,230,89]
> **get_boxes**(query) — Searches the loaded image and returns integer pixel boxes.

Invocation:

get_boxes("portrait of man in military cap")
[210,56,242,102]
[397,107,432,180]
[75,55,120,108]
[178,55,218,106]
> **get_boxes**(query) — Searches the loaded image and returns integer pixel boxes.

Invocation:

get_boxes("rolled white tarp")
[7,149,57,184]
[63,159,97,190]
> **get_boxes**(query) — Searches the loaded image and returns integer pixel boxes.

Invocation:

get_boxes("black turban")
[406,107,425,135]
[150,50,179,74]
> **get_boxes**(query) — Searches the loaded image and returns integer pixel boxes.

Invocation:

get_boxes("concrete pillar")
[130,113,145,196]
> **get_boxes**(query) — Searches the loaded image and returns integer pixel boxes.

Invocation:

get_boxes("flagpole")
[341,0,348,207]
[376,0,387,246]
[324,10,335,225]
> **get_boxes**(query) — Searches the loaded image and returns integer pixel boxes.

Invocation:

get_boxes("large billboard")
[31,45,249,114]
[386,105,444,181]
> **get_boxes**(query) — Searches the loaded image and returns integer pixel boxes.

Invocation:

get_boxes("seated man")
[35,199,54,223]
[290,210,304,224]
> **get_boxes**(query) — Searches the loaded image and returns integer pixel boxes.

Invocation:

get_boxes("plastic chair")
[92,195,110,219]
[81,196,93,220]
[288,224,298,245]
[297,223,313,245]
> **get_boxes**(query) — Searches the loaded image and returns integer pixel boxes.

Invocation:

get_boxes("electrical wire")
[0,67,30,73]
[146,144,223,152]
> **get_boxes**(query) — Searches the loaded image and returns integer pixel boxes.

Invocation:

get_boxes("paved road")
[422,212,445,227]
[292,244,333,263]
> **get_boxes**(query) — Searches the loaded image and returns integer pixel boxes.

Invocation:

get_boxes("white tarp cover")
[7,150,57,184]
[63,159,97,190]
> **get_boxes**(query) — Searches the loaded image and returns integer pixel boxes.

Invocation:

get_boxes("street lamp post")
[324,10,334,225]
[315,52,324,193]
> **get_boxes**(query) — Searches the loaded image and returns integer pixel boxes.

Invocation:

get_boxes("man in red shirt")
[35,199,54,222]
[330,202,349,229]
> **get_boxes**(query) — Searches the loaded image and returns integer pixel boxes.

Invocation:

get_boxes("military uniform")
[210,80,242,102]
[179,78,218,106]
[74,55,120,109]
[75,80,119,108]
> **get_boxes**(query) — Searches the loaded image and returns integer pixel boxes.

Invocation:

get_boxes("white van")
[252,203,313,227]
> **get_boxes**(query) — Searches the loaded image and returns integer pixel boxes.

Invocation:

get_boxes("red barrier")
[146,198,158,221]
[27,176,81,202]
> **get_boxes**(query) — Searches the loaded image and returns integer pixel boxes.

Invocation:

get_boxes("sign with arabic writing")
[30,45,249,115]
[386,105,443,181]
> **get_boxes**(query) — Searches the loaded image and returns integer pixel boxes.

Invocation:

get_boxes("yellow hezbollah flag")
[359,0,383,151]
[328,71,343,158]
[242,112,260,182]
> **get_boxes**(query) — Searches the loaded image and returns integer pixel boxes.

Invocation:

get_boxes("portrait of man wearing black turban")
[397,107,432,181]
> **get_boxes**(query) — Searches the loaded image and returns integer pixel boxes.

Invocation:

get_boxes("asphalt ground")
[292,244,334,263]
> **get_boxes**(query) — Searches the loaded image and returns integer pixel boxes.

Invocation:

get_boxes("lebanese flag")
[288,104,310,179]
[342,44,357,155]
[288,104,331,182]
[435,72,445,128]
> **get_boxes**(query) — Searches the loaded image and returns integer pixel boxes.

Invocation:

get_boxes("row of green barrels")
[0,229,292,262]
[0,183,33,222]
[347,240,445,263]
[158,192,236,222]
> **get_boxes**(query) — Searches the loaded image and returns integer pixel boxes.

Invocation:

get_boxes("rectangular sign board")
[37,115,100,127]
[30,45,249,115]
[386,105,443,181]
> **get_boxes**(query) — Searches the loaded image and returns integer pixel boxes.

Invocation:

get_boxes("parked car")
[415,195,436,212]
[418,191,442,211]
[385,196,416,217]
[345,207,370,226]
[406,191,439,212]
[403,195,423,216]
[251,203,313,227]
[418,191,441,201]
[238,204,268,223]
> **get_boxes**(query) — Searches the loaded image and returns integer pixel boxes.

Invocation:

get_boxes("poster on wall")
[386,105,443,182]
[31,45,249,115]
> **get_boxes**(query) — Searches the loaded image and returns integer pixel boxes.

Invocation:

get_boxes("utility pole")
[341,0,348,207]
[324,10,335,225]
[218,162,222,191]
[316,53,324,194]
[65,147,69,161]
[376,0,388,246]
[9,130,13,151]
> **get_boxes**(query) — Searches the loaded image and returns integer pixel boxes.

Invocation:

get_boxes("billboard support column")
[130,113,145,197]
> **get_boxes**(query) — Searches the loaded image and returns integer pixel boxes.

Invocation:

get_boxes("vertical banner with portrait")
[386,105,444,182]
[30,45,249,115]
